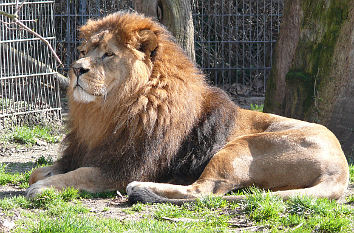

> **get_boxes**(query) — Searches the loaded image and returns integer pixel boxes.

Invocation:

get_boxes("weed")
[243,189,285,222]
[29,187,81,209]
[12,125,61,145]
[250,104,264,112]
[0,196,31,210]
[192,196,228,210]
[349,163,354,183]
[0,165,352,232]
[60,187,80,202]
[31,188,64,209]
[35,156,53,166]
[131,203,145,212]
[317,216,351,233]
[79,190,117,199]
[0,125,62,146]
[345,194,354,204]
[0,164,32,188]
[0,98,11,108]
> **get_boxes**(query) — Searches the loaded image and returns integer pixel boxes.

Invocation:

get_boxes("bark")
[133,0,195,61]
[264,0,354,159]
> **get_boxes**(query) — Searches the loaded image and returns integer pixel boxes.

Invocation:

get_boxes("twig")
[0,20,18,30]
[0,2,63,66]
[13,19,62,65]
[15,0,26,15]
[160,217,202,223]
[288,222,304,232]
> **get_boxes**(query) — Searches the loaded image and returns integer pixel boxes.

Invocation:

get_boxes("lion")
[26,12,349,204]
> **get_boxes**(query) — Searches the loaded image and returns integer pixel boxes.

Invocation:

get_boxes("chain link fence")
[0,0,61,128]
[0,0,283,127]
[55,0,133,76]
[193,0,283,106]
[55,0,283,106]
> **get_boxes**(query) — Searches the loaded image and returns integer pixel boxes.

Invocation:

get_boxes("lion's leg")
[126,143,250,203]
[126,139,252,203]
[29,163,65,185]
[127,129,349,203]
[126,177,236,204]
[26,167,115,199]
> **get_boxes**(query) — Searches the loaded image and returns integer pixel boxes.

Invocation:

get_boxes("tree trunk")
[133,0,195,61]
[264,0,354,159]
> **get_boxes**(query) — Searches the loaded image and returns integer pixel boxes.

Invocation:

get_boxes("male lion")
[27,12,349,203]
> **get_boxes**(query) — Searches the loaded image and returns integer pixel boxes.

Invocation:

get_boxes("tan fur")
[27,12,349,202]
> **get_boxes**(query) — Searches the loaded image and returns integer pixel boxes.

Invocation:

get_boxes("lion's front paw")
[29,166,56,185]
[26,180,52,199]
[126,181,141,196]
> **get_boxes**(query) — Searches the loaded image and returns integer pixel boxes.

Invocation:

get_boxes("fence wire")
[55,0,134,75]
[0,0,61,128]
[1,0,283,128]
[193,0,283,98]
[55,0,283,103]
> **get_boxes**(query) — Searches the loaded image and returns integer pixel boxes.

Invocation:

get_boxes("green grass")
[0,161,352,232]
[349,162,354,183]
[0,125,62,146]
[346,194,354,204]
[11,125,61,145]
[0,187,352,232]
[0,164,32,188]
[0,157,53,188]
[250,104,264,112]
[79,190,117,199]
[232,188,353,232]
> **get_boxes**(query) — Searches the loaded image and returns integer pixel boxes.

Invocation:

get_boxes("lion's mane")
[58,12,238,190]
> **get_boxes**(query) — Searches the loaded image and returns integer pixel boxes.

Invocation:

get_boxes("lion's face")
[69,29,157,103]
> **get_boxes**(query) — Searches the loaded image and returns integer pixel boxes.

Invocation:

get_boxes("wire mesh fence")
[54,0,283,104]
[192,0,283,99]
[55,0,134,75]
[0,0,61,129]
[0,0,283,128]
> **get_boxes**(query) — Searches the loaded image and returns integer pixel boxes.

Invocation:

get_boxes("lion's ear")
[137,30,158,56]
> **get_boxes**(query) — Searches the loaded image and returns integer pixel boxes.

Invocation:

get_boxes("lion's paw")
[29,166,55,185]
[26,180,52,199]
[126,181,143,196]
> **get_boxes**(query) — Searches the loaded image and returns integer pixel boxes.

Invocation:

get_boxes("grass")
[0,157,353,232]
[0,184,352,232]
[0,125,62,146]
[250,104,264,112]
[0,164,32,188]
[12,125,61,145]
[0,156,53,188]
[241,189,353,232]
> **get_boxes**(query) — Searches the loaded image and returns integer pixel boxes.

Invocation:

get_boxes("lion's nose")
[73,67,90,77]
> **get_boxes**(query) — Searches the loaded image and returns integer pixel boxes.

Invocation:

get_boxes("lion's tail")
[128,181,348,205]
[128,187,245,205]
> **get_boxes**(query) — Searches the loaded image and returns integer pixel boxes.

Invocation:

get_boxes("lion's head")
[69,13,163,103]
[67,12,205,152]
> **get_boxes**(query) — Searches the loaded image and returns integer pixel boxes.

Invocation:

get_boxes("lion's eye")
[79,50,86,56]
[102,52,114,59]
